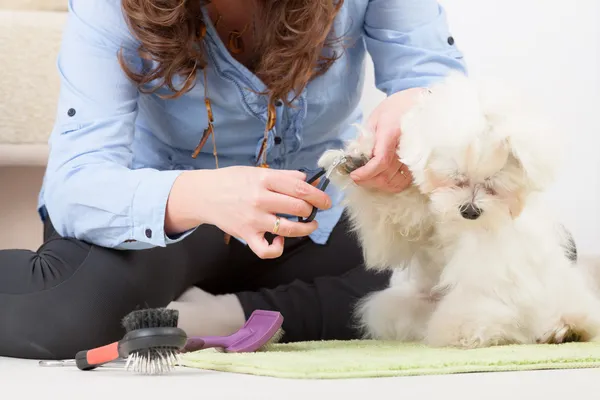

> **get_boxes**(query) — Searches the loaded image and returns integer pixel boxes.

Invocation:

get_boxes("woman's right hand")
[166,166,331,259]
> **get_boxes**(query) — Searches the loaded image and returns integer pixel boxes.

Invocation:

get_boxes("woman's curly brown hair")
[119,0,344,105]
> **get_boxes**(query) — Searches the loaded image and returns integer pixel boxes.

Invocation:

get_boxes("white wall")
[361,0,600,255]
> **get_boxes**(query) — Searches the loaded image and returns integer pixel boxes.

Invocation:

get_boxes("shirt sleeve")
[363,0,467,95]
[42,0,193,250]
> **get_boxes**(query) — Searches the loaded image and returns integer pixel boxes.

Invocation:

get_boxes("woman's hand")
[350,87,427,193]
[166,167,331,259]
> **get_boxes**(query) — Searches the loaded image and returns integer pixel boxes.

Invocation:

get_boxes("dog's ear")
[507,130,561,191]
[479,80,563,192]
[398,72,483,188]
[496,112,563,192]
[397,99,434,187]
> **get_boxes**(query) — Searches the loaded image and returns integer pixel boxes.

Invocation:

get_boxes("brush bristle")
[120,308,181,375]
[258,328,284,351]
[124,348,180,375]
[121,308,179,332]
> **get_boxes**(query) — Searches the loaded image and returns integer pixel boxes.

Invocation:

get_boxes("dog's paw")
[317,149,346,171]
[425,295,525,349]
[537,323,581,344]
[428,284,451,303]
[317,124,376,183]
[318,150,368,174]
[339,153,370,175]
[537,314,600,344]
[427,327,516,349]
[355,285,433,342]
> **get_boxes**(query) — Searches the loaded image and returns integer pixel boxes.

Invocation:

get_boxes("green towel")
[179,340,600,379]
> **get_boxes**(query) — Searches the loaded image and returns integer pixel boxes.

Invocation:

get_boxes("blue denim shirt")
[38,0,466,250]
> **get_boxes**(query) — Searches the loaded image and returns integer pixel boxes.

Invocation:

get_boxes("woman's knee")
[0,241,161,359]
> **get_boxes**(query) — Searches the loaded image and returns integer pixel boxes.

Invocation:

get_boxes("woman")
[0,0,465,359]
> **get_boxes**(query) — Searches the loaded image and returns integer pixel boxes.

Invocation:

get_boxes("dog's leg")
[535,266,600,344]
[425,289,526,348]
[355,269,435,341]
[319,133,419,271]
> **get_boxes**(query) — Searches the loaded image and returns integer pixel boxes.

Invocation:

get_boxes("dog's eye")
[484,178,497,195]
[451,172,469,188]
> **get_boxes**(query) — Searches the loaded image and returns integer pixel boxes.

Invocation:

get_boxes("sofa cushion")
[0,0,66,12]
[0,10,65,146]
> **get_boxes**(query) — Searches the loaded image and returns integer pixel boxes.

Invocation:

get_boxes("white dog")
[318,72,600,348]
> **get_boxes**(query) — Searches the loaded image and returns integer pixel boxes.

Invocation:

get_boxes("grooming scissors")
[298,155,346,223]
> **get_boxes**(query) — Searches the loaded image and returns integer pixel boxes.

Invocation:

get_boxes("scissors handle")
[39,358,127,367]
[298,168,330,223]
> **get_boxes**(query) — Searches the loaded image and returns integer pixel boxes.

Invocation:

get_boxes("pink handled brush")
[183,310,284,353]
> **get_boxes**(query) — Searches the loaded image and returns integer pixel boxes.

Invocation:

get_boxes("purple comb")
[183,310,284,353]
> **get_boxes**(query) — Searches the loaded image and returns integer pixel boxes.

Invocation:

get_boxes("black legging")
[0,214,391,360]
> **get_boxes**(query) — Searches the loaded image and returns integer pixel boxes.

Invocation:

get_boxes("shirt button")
[67,108,76,117]
[145,229,153,239]
[274,137,282,145]
[447,36,455,45]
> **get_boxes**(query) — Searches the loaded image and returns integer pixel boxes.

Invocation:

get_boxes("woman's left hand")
[350,87,427,193]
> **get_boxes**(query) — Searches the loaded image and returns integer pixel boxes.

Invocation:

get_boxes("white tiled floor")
[1,356,598,400]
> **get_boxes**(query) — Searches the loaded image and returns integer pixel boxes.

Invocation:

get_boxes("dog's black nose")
[460,204,483,220]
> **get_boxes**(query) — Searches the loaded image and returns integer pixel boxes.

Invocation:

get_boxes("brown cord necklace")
[192,18,277,244]
[214,14,249,55]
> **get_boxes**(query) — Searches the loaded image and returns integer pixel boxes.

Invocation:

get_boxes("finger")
[272,235,285,247]
[386,179,412,193]
[357,175,405,193]
[246,233,284,260]
[265,175,331,211]
[385,165,402,184]
[356,163,413,192]
[366,107,380,132]
[277,169,307,181]
[397,166,412,184]
[372,120,401,160]
[260,192,313,218]
[264,215,319,238]
[357,173,393,190]
[386,170,413,192]
[351,147,399,182]
[351,123,400,182]
[350,156,386,182]
[384,173,413,193]
[383,160,411,184]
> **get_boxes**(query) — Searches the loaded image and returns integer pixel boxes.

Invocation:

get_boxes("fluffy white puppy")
[319,72,600,348]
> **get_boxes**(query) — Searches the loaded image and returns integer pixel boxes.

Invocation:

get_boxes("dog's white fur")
[319,72,600,348]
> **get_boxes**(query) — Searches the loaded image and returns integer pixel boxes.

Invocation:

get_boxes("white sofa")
[0,0,66,166]
[0,0,66,250]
